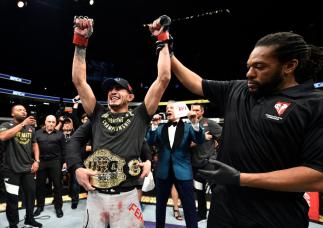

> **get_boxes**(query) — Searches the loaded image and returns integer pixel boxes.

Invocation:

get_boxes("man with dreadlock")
[150,21,323,228]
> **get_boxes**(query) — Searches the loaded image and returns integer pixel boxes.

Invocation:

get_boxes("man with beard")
[150,21,323,228]
[70,15,171,227]
[0,105,42,228]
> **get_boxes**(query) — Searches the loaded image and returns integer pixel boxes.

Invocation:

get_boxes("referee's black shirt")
[202,79,323,227]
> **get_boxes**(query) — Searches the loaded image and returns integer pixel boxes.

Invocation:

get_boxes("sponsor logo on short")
[128,203,144,223]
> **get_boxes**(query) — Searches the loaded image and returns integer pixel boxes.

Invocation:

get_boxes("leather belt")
[97,186,136,195]
[84,149,141,189]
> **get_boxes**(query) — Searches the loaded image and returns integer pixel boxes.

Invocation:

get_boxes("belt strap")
[97,186,135,195]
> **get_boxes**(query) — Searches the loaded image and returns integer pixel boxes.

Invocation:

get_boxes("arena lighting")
[89,0,94,5]
[17,0,27,8]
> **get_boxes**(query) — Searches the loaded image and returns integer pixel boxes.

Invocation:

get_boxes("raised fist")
[147,15,171,39]
[73,16,94,48]
[147,15,174,55]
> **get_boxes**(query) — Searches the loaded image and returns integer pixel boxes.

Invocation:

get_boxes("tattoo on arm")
[75,47,86,59]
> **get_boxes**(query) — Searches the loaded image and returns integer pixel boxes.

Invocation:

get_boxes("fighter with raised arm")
[70,15,171,227]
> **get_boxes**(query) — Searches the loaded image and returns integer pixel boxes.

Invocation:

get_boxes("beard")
[108,99,127,111]
[109,103,120,108]
[15,115,26,122]
[249,68,284,97]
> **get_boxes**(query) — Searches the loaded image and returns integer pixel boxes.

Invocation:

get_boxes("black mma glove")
[156,34,174,56]
[198,159,240,185]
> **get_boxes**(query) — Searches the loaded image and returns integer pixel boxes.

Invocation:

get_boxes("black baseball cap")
[101,77,133,94]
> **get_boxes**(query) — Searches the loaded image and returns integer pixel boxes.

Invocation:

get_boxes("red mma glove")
[73,16,94,48]
[147,15,173,55]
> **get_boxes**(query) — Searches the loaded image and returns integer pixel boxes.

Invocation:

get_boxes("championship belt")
[84,149,141,189]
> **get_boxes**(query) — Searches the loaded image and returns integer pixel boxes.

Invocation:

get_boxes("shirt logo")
[101,111,134,134]
[15,131,32,145]
[274,101,291,116]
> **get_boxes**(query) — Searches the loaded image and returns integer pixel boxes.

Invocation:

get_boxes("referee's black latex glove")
[198,159,240,185]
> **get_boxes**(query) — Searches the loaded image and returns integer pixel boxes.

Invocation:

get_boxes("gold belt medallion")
[128,159,141,176]
[84,149,126,189]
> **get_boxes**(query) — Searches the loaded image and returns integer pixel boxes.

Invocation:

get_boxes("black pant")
[36,159,63,209]
[69,172,80,204]
[155,175,198,228]
[193,167,207,219]
[2,169,36,226]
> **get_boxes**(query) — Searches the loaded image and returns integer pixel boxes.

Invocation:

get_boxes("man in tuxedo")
[146,101,204,228]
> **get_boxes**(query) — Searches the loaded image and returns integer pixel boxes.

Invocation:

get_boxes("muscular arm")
[144,45,171,116]
[171,55,204,96]
[0,117,36,141]
[72,47,96,115]
[240,166,323,192]
[0,124,24,141]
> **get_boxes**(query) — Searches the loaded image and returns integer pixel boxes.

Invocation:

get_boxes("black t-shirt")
[65,120,152,170]
[36,129,65,161]
[202,79,323,227]
[89,103,151,187]
[90,103,151,160]
[0,122,37,173]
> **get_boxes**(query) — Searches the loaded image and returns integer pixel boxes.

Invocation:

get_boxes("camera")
[29,110,38,128]
[30,110,37,118]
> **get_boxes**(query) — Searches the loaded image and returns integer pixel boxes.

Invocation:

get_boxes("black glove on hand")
[149,15,173,56]
[198,159,240,185]
[156,34,174,56]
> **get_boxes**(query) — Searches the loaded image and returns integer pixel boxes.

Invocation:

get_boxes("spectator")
[0,105,42,228]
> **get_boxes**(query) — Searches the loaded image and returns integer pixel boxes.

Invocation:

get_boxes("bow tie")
[167,121,178,127]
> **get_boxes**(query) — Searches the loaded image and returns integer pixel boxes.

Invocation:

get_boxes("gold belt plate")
[84,149,126,188]
[84,149,141,189]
